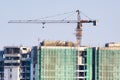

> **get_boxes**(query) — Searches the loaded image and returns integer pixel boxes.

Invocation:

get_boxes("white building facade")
[4,46,31,80]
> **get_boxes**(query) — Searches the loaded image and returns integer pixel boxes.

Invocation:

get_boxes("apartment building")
[4,46,31,80]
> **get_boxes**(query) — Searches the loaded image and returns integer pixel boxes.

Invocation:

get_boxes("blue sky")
[0,0,120,49]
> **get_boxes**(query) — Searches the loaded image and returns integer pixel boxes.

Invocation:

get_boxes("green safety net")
[96,49,120,80]
[86,48,93,80]
[38,47,77,80]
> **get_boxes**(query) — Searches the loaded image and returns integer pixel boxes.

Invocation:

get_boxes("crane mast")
[8,10,97,46]
[76,10,82,46]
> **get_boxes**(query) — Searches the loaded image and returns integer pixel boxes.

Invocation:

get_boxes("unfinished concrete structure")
[4,46,31,80]
[95,42,120,80]
[33,40,92,80]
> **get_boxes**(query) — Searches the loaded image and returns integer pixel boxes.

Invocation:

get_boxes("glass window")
[10,68,12,72]
[79,65,84,70]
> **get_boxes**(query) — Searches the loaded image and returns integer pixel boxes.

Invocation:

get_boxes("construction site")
[29,10,96,80]
[6,10,96,80]
[0,41,120,80]
[0,10,119,80]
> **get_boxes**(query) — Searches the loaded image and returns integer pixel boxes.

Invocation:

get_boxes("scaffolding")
[86,48,93,80]
[96,47,120,80]
[38,47,77,80]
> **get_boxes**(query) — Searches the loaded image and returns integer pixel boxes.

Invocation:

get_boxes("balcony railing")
[4,60,20,63]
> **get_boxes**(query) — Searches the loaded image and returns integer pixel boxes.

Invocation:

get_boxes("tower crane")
[8,10,97,46]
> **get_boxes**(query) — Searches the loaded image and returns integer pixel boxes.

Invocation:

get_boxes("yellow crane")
[8,10,97,46]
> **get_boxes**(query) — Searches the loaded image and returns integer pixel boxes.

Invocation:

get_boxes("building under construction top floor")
[95,46,120,80]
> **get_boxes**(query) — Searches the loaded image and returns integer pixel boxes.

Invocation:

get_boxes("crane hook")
[42,22,45,28]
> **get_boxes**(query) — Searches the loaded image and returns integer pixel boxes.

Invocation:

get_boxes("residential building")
[4,46,31,80]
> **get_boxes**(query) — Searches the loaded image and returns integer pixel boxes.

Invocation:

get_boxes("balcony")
[21,58,30,61]
[4,60,20,63]
[20,70,30,73]
[4,54,21,57]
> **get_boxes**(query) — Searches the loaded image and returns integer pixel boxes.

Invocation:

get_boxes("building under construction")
[30,40,96,80]
[95,43,120,80]
[30,41,120,80]
[0,40,120,80]
[4,46,31,80]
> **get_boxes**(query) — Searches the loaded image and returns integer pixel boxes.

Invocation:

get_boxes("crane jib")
[8,20,96,25]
